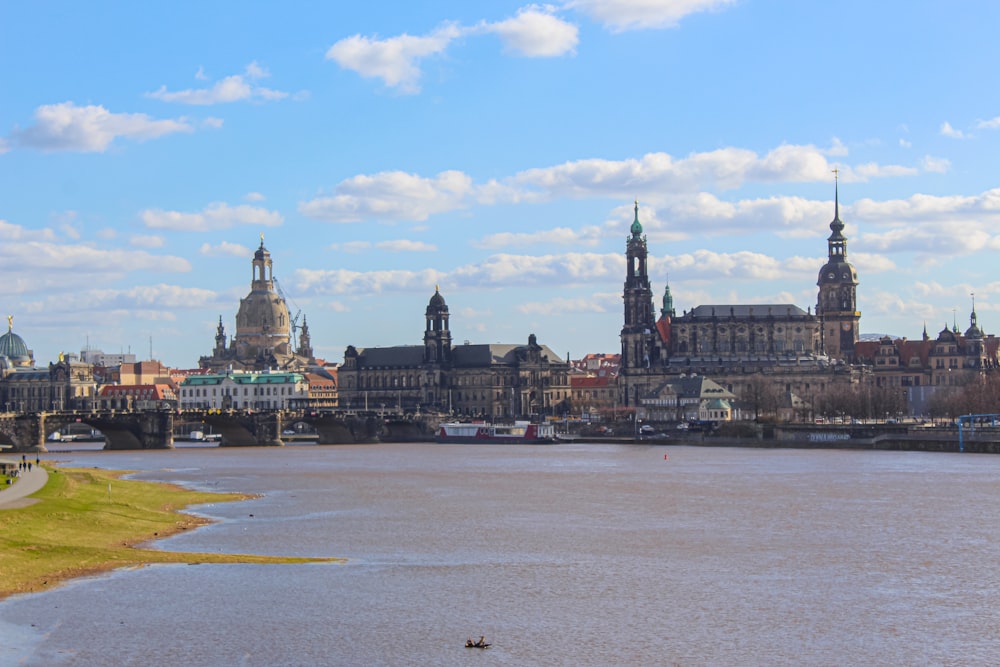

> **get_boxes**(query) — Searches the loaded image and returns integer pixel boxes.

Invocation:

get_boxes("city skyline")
[3,1,1000,368]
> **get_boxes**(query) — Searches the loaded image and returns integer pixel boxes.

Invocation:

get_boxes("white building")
[179,370,308,411]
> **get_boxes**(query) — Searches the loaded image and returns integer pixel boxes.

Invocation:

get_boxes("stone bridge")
[0,409,435,452]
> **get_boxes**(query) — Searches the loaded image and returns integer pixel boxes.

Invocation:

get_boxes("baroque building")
[338,287,571,418]
[200,237,315,372]
[619,189,860,412]
[0,318,98,412]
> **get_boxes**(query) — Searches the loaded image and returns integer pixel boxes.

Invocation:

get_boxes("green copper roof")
[630,200,642,236]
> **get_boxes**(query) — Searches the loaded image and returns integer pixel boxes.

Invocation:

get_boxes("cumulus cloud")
[141,202,283,231]
[7,102,193,152]
[940,121,967,139]
[245,192,266,202]
[920,155,950,173]
[326,24,463,94]
[299,170,473,222]
[84,284,220,309]
[294,267,447,295]
[200,241,251,257]
[300,143,916,226]
[130,235,165,248]
[474,225,610,248]
[511,143,897,200]
[330,241,373,254]
[0,235,191,298]
[517,297,608,315]
[976,116,1000,130]
[567,0,738,32]
[483,7,579,57]
[376,239,438,252]
[146,62,288,105]
[327,7,577,92]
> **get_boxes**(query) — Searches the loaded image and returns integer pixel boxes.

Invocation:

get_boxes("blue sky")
[3,0,1000,368]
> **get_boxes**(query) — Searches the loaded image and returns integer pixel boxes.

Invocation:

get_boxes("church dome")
[0,329,30,363]
[236,291,291,337]
[427,286,448,311]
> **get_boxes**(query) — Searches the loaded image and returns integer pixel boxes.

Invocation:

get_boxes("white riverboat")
[435,420,556,444]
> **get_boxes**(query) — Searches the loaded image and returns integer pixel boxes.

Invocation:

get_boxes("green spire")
[630,199,643,236]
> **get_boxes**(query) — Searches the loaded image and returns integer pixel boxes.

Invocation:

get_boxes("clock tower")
[816,174,860,361]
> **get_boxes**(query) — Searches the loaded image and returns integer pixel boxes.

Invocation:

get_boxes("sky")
[3,1,1000,369]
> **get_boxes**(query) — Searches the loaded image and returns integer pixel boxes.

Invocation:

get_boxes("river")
[1,443,998,666]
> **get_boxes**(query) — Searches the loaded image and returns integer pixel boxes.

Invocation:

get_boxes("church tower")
[816,174,860,361]
[620,201,664,405]
[423,286,452,364]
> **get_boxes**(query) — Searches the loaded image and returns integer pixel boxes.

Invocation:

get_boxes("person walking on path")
[0,458,48,509]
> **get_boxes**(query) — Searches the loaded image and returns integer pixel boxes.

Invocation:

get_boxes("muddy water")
[1,443,997,666]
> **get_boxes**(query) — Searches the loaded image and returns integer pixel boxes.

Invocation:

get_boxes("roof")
[645,375,735,400]
[354,346,424,367]
[676,304,811,320]
[182,371,305,386]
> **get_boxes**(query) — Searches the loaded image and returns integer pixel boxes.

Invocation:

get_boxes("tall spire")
[630,199,643,237]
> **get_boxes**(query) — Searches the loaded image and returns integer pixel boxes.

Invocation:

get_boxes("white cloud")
[518,297,607,315]
[84,284,219,309]
[299,170,473,222]
[474,225,609,248]
[567,0,738,32]
[376,239,438,252]
[330,241,372,254]
[484,7,579,57]
[326,24,463,94]
[510,143,901,199]
[141,202,283,231]
[975,116,1000,130]
[294,267,446,295]
[920,155,950,173]
[245,192,266,202]
[130,235,165,248]
[200,241,251,257]
[328,7,578,92]
[146,62,288,105]
[8,102,193,152]
[940,121,967,139]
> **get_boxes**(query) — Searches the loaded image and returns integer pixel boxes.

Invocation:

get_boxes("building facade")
[619,190,861,414]
[179,370,308,411]
[339,288,571,418]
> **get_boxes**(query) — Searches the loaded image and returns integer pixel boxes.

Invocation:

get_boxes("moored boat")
[436,420,555,444]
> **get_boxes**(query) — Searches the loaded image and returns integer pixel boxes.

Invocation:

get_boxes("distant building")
[200,237,315,372]
[338,288,571,418]
[179,369,308,411]
[639,375,736,423]
[619,192,860,415]
[79,348,137,367]
[0,318,98,412]
[98,384,177,411]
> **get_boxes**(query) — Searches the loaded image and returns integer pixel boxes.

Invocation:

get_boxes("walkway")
[0,460,49,509]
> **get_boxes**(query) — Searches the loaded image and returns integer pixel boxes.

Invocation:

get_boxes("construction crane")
[273,277,302,339]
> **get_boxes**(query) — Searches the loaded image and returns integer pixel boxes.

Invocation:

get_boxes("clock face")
[841,322,852,332]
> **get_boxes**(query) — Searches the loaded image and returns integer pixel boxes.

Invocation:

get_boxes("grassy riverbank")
[0,465,341,600]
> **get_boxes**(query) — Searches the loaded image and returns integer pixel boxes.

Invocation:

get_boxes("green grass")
[0,465,342,599]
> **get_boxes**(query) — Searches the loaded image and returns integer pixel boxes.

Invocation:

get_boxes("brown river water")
[1,443,998,666]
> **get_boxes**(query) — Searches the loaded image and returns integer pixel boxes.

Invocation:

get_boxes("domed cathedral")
[200,236,316,372]
[339,287,570,418]
[619,201,667,405]
[816,173,860,362]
